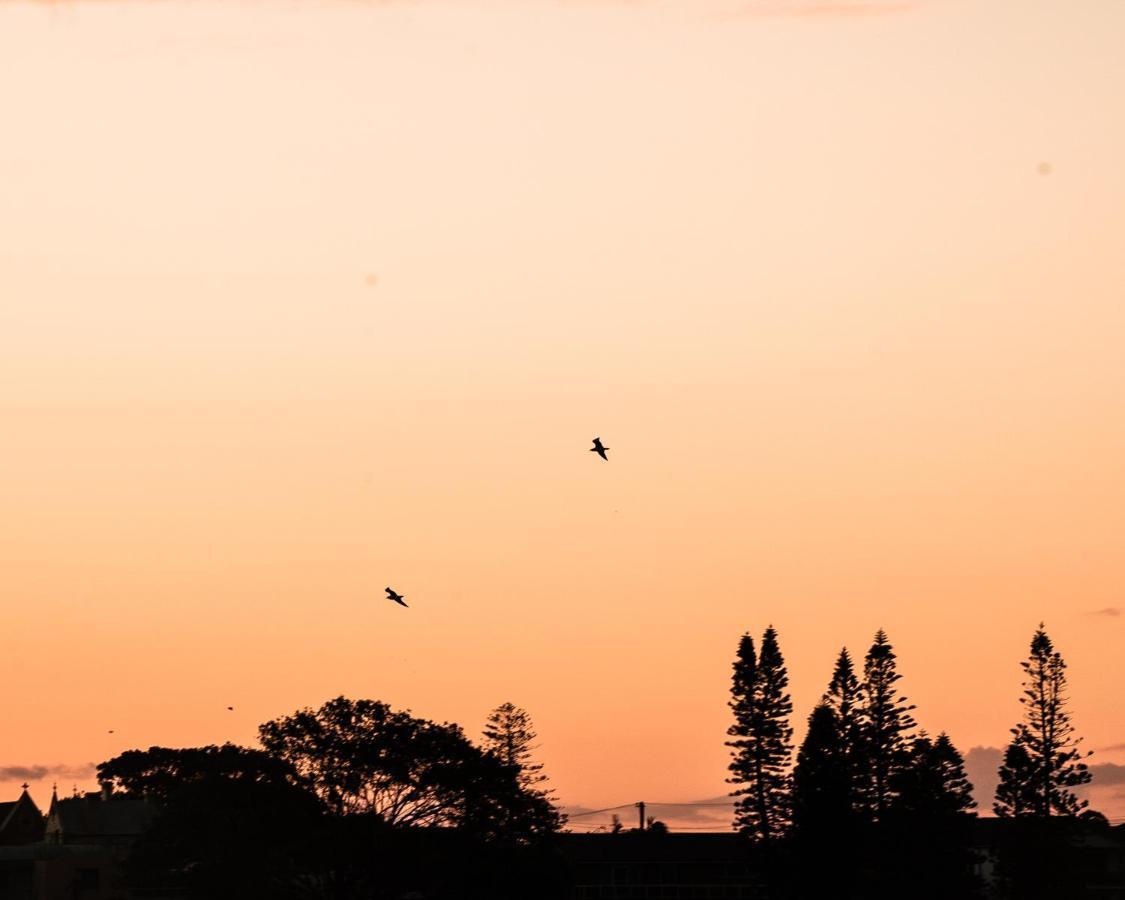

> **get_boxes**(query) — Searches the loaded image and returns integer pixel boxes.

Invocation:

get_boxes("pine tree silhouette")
[822,647,865,814]
[790,702,857,898]
[892,732,976,817]
[858,629,916,821]
[792,703,851,833]
[994,625,1092,818]
[880,732,982,900]
[993,742,1038,817]
[931,733,976,815]
[483,703,552,796]
[726,627,794,845]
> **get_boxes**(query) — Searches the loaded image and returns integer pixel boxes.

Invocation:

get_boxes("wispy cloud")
[964,746,1003,810]
[719,1,913,19]
[1087,607,1121,617]
[1091,763,1125,787]
[18,0,915,14]
[0,764,96,783]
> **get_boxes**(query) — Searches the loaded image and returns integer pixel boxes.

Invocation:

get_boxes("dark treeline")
[727,624,1104,900]
[90,626,1111,899]
[98,698,569,900]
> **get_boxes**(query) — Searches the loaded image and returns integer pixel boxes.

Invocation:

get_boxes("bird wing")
[592,437,603,449]
[596,447,608,460]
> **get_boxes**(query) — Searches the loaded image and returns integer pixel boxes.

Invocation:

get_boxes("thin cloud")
[0,764,96,782]
[645,797,734,825]
[720,1,913,19]
[964,746,1003,809]
[1091,763,1125,787]
[1099,743,1125,753]
[1087,607,1121,617]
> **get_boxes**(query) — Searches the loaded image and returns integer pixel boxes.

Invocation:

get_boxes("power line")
[566,804,636,819]
[566,824,734,832]
[566,801,731,817]
[641,802,733,808]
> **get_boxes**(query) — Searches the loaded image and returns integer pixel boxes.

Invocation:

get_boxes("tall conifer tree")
[822,647,864,812]
[790,702,855,897]
[931,733,976,815]
[883,732,982,899]
[482,702,551,796]
[892,732,976,817]
[727,627,794,844]
[791,703,850,834]
[993,743,1038,817]
[993,626,1092,818]
[858,629,916,820]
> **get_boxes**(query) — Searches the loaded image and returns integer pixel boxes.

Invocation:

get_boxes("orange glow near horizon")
[1,0,1123,824]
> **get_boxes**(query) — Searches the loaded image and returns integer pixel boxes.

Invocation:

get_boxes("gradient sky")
[1,0,1123,825]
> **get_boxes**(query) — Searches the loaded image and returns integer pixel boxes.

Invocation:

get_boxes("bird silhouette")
[590,437,609,461]
[227,706,234,711]
[386,587,408,608]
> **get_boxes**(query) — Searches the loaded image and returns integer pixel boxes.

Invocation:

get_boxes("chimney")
[100,781,112,802]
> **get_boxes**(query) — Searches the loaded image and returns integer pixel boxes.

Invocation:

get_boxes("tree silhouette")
[993,742,1038,817]
[858,629,916,820]
[259,696,561,840]
[822,647,865,814]
[483,703,551,796]
[791,703,852,839]
[931,733,976,814]
[891,733,976,817]
[726,627,793,844]
[878,733,982,900]
[994,626,1092,818]
[97,743,301,802]
[99,745,329,899]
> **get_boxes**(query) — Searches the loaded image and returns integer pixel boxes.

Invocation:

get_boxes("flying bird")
[386,587,408,608]
[227,706,234,711]
[590,437,609,461]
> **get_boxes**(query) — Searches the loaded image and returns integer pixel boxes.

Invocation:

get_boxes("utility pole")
[636,801,646,831]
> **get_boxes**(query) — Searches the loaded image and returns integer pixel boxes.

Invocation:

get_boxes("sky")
[1,0,1123,827]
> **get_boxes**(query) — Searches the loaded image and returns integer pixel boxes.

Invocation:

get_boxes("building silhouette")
[0,786,156,900]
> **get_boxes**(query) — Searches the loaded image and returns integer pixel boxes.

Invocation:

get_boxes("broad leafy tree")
[258,696,561,840]
[100,745,328,899]
[97,743,300,802]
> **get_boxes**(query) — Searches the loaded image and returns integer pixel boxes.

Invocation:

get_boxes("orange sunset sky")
[1,0,1123,825]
